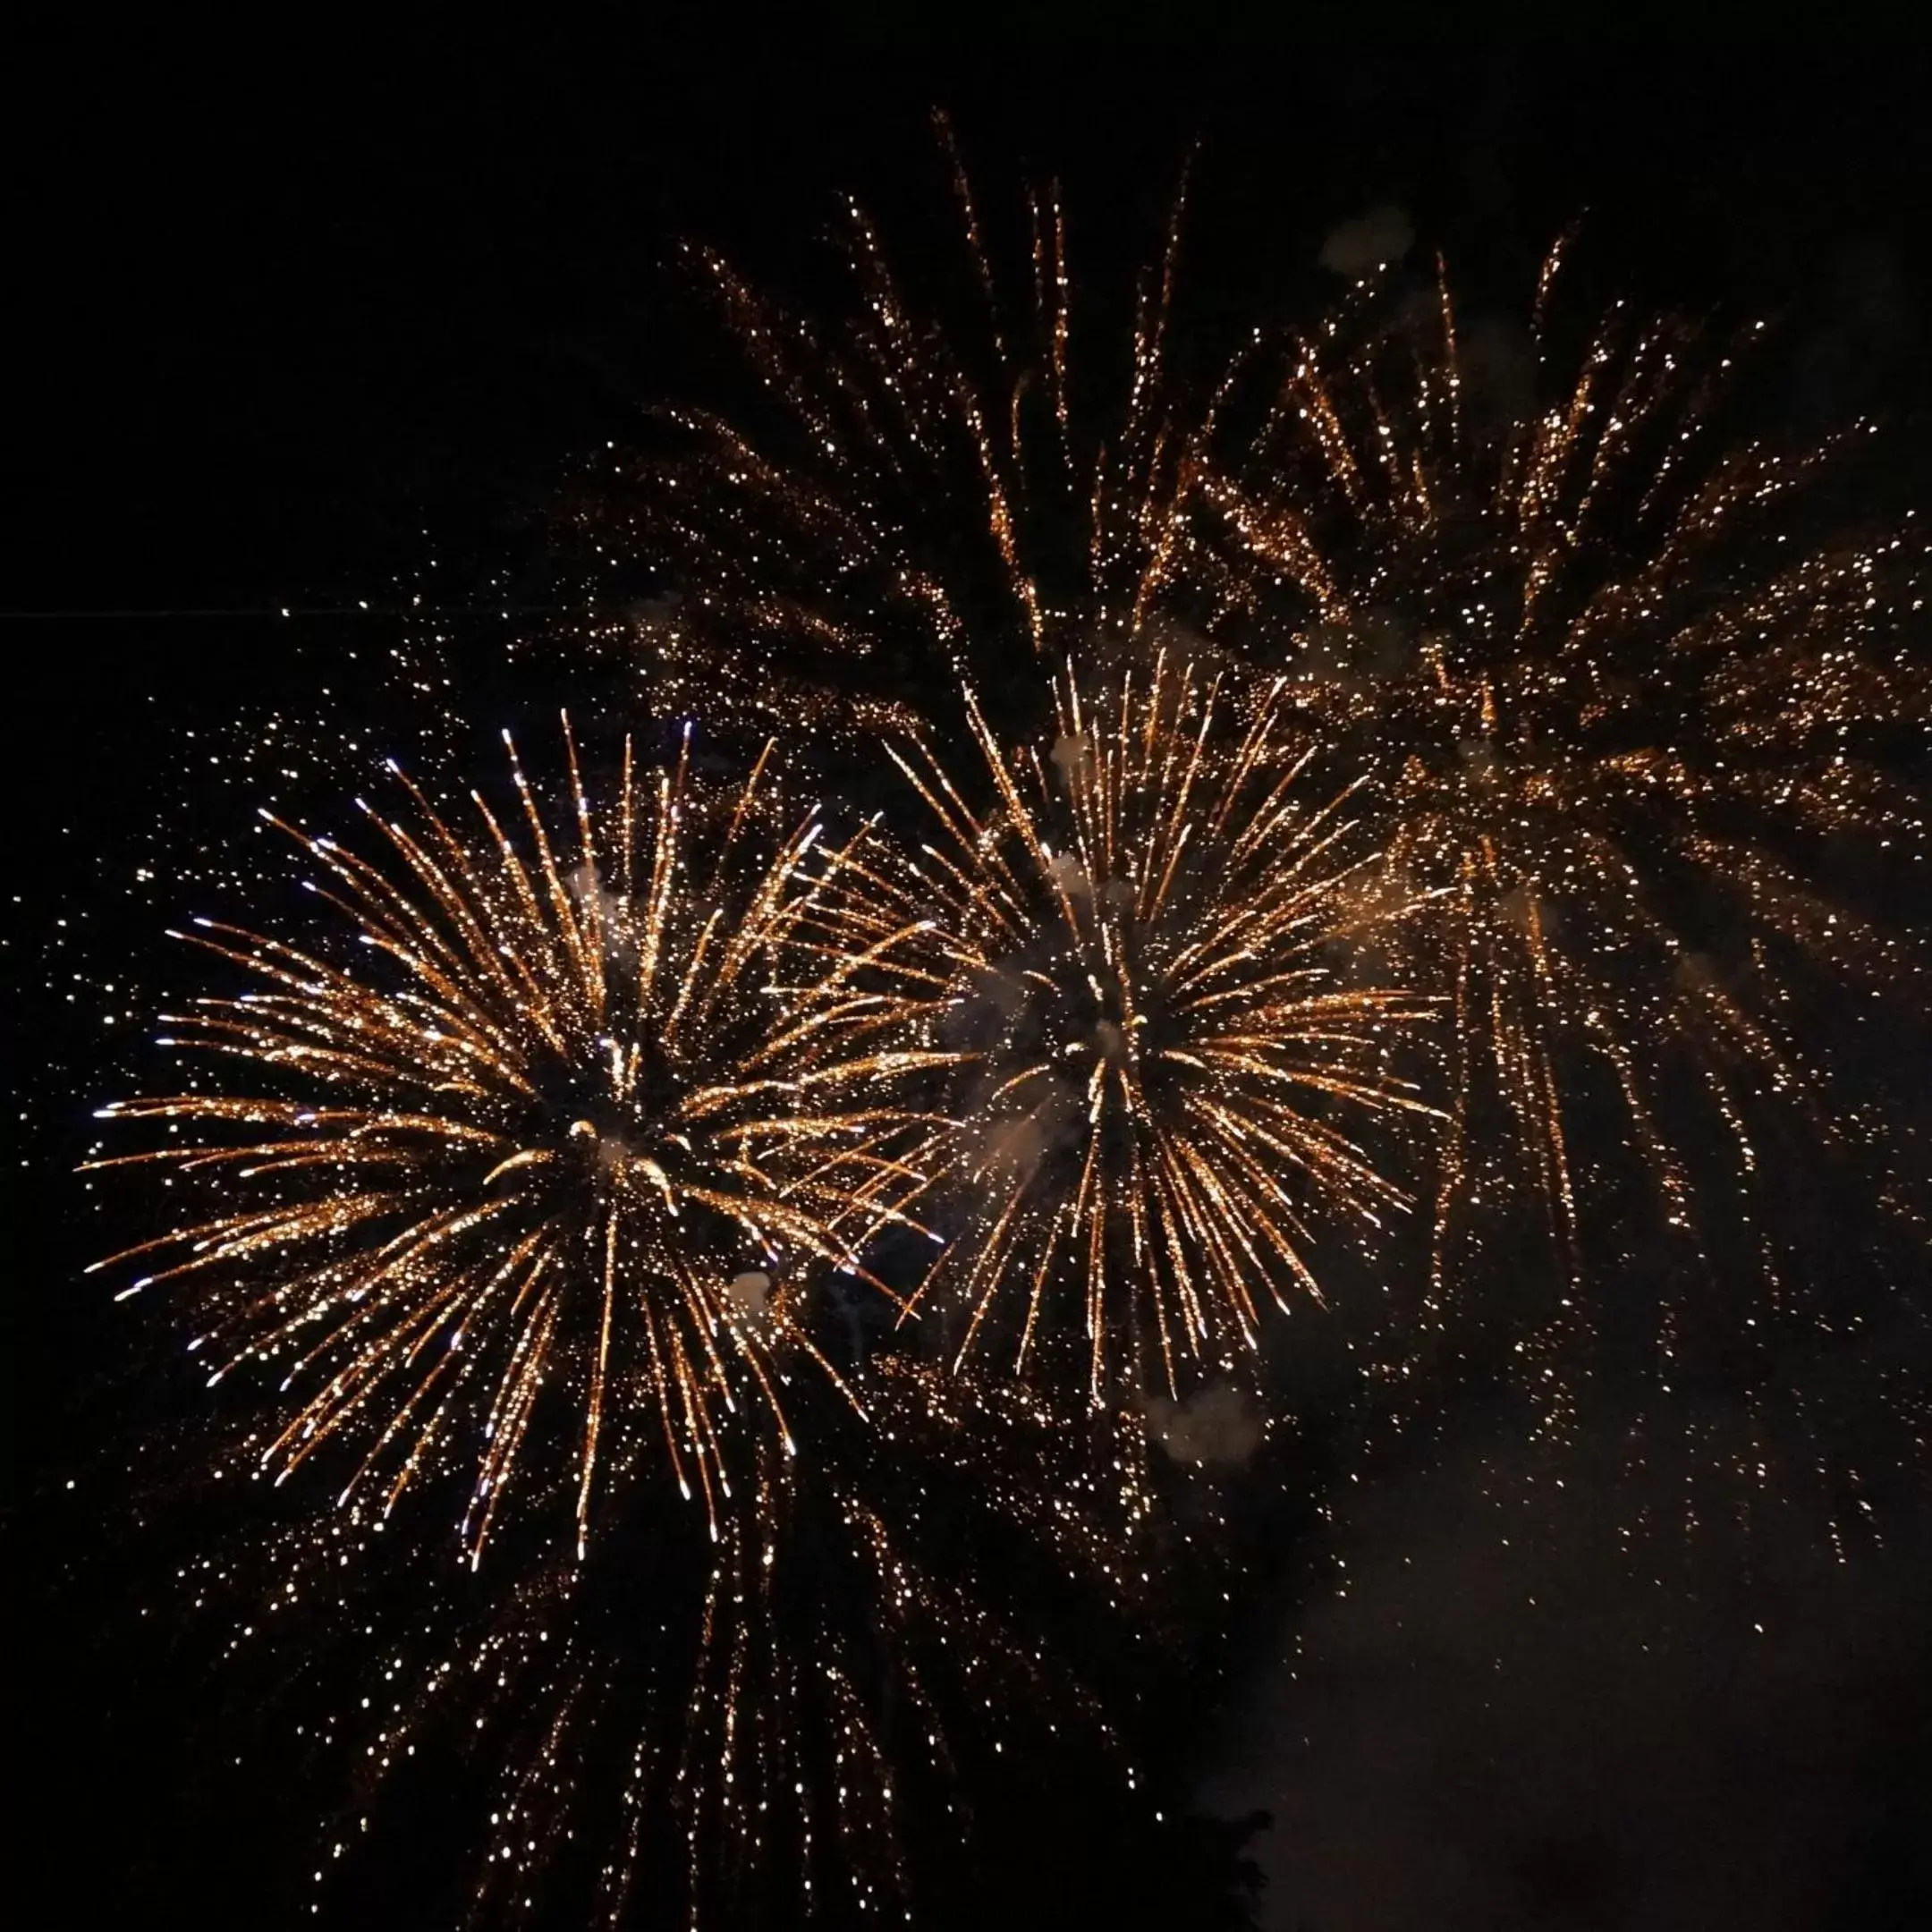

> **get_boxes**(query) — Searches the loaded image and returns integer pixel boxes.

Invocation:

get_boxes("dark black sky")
[1208,1425,1932,1928]
[9,22,1932,1931]
[15,29,1932,617]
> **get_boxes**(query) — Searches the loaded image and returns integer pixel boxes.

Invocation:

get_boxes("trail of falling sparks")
[1185,246,1932,1462]
[586,112,1241,730]
[811,652,1438,1407]
[213,1357,1140,1929]
[87,719,940,1565]
[587,130,1928,1530]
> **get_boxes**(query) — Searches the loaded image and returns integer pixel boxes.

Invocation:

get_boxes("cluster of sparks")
[89,695,1293,1919]
[818,654,1436,1403]
[1202,250,1929,1280]
[89,724,937,1566]
[222,1357,1131,1927]
[595,114,1217,734]
[1186,249,1932,1509]
[83,131,1931,1928]
[615,140,1929,1496]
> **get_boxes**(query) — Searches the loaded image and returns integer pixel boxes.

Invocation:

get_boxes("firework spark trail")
[87,721,942,1565]
[1182,248,1932,1480]
[213,1354,1140,1928]
[614,136,1926,1274]
[598,136,1930,1528]
[582,114,1258,741]
[804,652,1438,1407]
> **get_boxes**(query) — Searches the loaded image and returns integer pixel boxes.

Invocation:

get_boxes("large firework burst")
[809,654,1436,1406]
[1190,250,1929,1368]
[581,114,1232,739]
[608,138,1926,1250]
[599,142,1929,1521]
[86,722,938,1563]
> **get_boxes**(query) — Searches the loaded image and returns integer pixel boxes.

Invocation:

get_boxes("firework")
[1188,251,1929,1382]
[614,139,1925,1258]
[1154,251,1932,1559]
[196,1351,1143,1929]
[582,113,1237,741]
[810,653,1436,1407]
[604,141,1929,1522]
[86,721,939,1564]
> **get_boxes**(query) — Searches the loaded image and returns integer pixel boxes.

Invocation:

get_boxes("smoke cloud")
[1318,206,1415,277]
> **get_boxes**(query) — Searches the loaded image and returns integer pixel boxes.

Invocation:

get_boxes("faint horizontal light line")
[0,606,577,620]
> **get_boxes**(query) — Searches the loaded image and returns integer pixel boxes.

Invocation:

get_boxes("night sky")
[11,26,1932,1930]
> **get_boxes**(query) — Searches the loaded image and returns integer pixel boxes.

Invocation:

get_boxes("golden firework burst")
[809,653,1437,1404]
[1191,247,1929,1339]
[88,721,938,1563]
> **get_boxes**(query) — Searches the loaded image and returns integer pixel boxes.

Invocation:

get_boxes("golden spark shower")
[56,112,1932,1932]
[87,721,939,1563]
[1196,244,1929,1313]
[596,137,1928,1512]
[810,654,1436,1406]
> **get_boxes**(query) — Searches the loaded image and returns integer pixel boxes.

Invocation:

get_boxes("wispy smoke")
[1318,205,1415,276]
[1148,1381,1265,1468]
[725,1268,772,1317]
